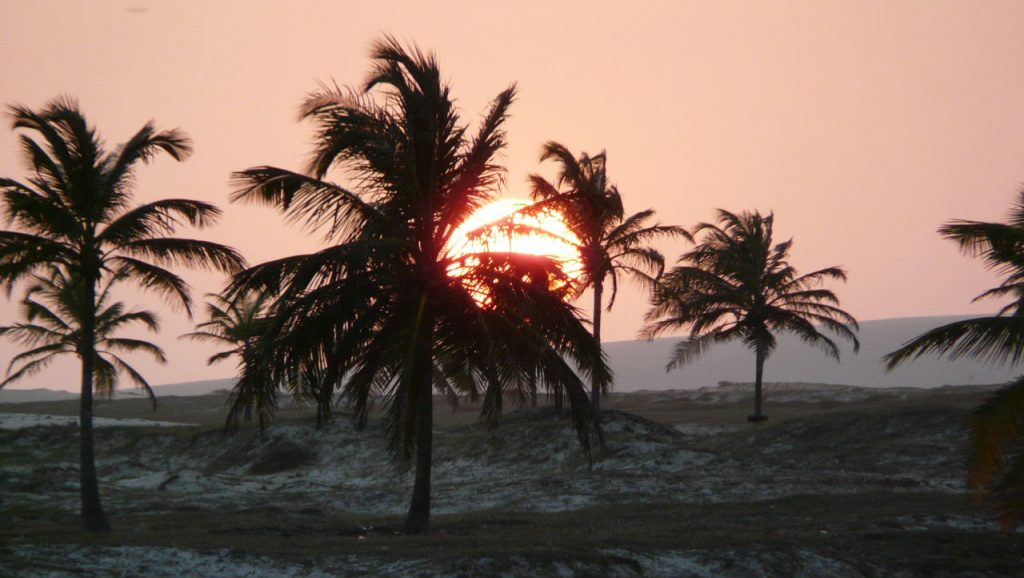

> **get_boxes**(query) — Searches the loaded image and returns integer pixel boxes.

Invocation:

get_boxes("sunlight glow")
[446,198,583,300]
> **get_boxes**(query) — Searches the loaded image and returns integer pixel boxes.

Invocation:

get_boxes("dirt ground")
[2,383,1022,577]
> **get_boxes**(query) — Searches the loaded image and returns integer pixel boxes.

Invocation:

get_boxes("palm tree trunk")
[749,339,768,423]
[78,280,110,532]
[529,373,538,408]
[404,300,434,534]
[590,280,603,412]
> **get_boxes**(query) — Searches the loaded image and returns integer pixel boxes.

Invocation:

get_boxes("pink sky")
[2,1,1024,390]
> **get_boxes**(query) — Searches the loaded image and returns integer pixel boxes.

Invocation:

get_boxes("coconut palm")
[0,98,245,531]
[642,209,859,422]
[0,270,165,400]
[884,190,1024,526]
[183,292,284,429]
[526,142,687,410]
[185,292,332,429]
[229,38,608,533]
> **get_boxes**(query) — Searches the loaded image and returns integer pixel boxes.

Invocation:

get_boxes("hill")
[606,315,1019,390]
[0,378,237,404]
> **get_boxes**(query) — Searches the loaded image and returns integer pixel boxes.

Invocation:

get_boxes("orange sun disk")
[446,198,583,298]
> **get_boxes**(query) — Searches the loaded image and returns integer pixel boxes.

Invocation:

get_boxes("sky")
[2,0,1024,390]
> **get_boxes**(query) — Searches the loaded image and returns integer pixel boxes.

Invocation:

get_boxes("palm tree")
[642,209,859,422]
[884,190,1024,527]
[182,292,285,429]
[526,142,687,410]
[229,38,608,534]
[0,97,245,531]
[0,270,165,401]
[185,292,333,429]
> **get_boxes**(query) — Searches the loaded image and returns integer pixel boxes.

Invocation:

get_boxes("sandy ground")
[0,414,197,429]
[2,383,1022,577]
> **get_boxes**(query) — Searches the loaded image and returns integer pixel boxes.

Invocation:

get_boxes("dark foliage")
[229,38,608,533]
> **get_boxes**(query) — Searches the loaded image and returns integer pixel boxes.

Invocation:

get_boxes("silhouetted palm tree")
[230,38,608,533]
[884,190,1024,526]
[0,98,244,531]
[527,142,687,410]
[0,270,165,399]
[643,209,859,422]
[183,292,282,429]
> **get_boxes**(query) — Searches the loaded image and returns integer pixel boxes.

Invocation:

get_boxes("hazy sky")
[3,1,1024,389]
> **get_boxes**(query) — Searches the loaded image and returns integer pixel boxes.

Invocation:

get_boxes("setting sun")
[446,198,583,293]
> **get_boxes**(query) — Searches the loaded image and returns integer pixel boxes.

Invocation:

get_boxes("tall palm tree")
[884,190,1024,527]
[642,209,859,422]
[0,97,245,531]
[229,38,608,534]
[527,142,687,410]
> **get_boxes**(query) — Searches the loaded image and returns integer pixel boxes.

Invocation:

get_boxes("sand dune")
[607,315,1020,390]
[2,383,1021,576]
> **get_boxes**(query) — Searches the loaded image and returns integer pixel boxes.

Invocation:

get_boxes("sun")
[446,198,583,295]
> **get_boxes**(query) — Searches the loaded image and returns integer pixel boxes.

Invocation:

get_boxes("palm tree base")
[747,414,769,423]
[402,516,429,534]
[82,515,112,532]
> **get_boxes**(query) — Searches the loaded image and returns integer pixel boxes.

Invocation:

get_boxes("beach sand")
[1,382,1020,577]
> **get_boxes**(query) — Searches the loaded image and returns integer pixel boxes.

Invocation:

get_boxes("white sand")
[0,413,195,430]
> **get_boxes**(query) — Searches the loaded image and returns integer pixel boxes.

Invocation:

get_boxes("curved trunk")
[78,279,110,532]
[590,280,603,412]
[749,338,768,423]
[404,298,434,534]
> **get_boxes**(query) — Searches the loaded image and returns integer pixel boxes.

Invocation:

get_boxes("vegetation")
[526,142,686,410]
[0,270,165,397]
[228,38,608,533]
[182,292,288,429]
[643,209,859,422]
[0,98,244,531]
[884,190,1024,527]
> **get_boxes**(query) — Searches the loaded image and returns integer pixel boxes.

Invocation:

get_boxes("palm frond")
[99,199,222,246]
[0,347,65,388]
[439,85,516,246]
[119,237,245,277]
[968,376,1024,492]
[665,330,739,371]
[883,317,1024,369]
[102,352,158,409]
[107,122,192,179]
[965,376,1024,527]
[0,322,67,348]
[108,256,193,314]
[101,338,166,363]
[230,166,389,240]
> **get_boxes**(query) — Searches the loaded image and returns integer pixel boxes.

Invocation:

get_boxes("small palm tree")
[183,292,285,429]
[643,209,859,422]
[527,142,687,410]
[0,98,244,531]
[230,38,608,533]
[1,270,165,400]
[884,190,1024,527]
